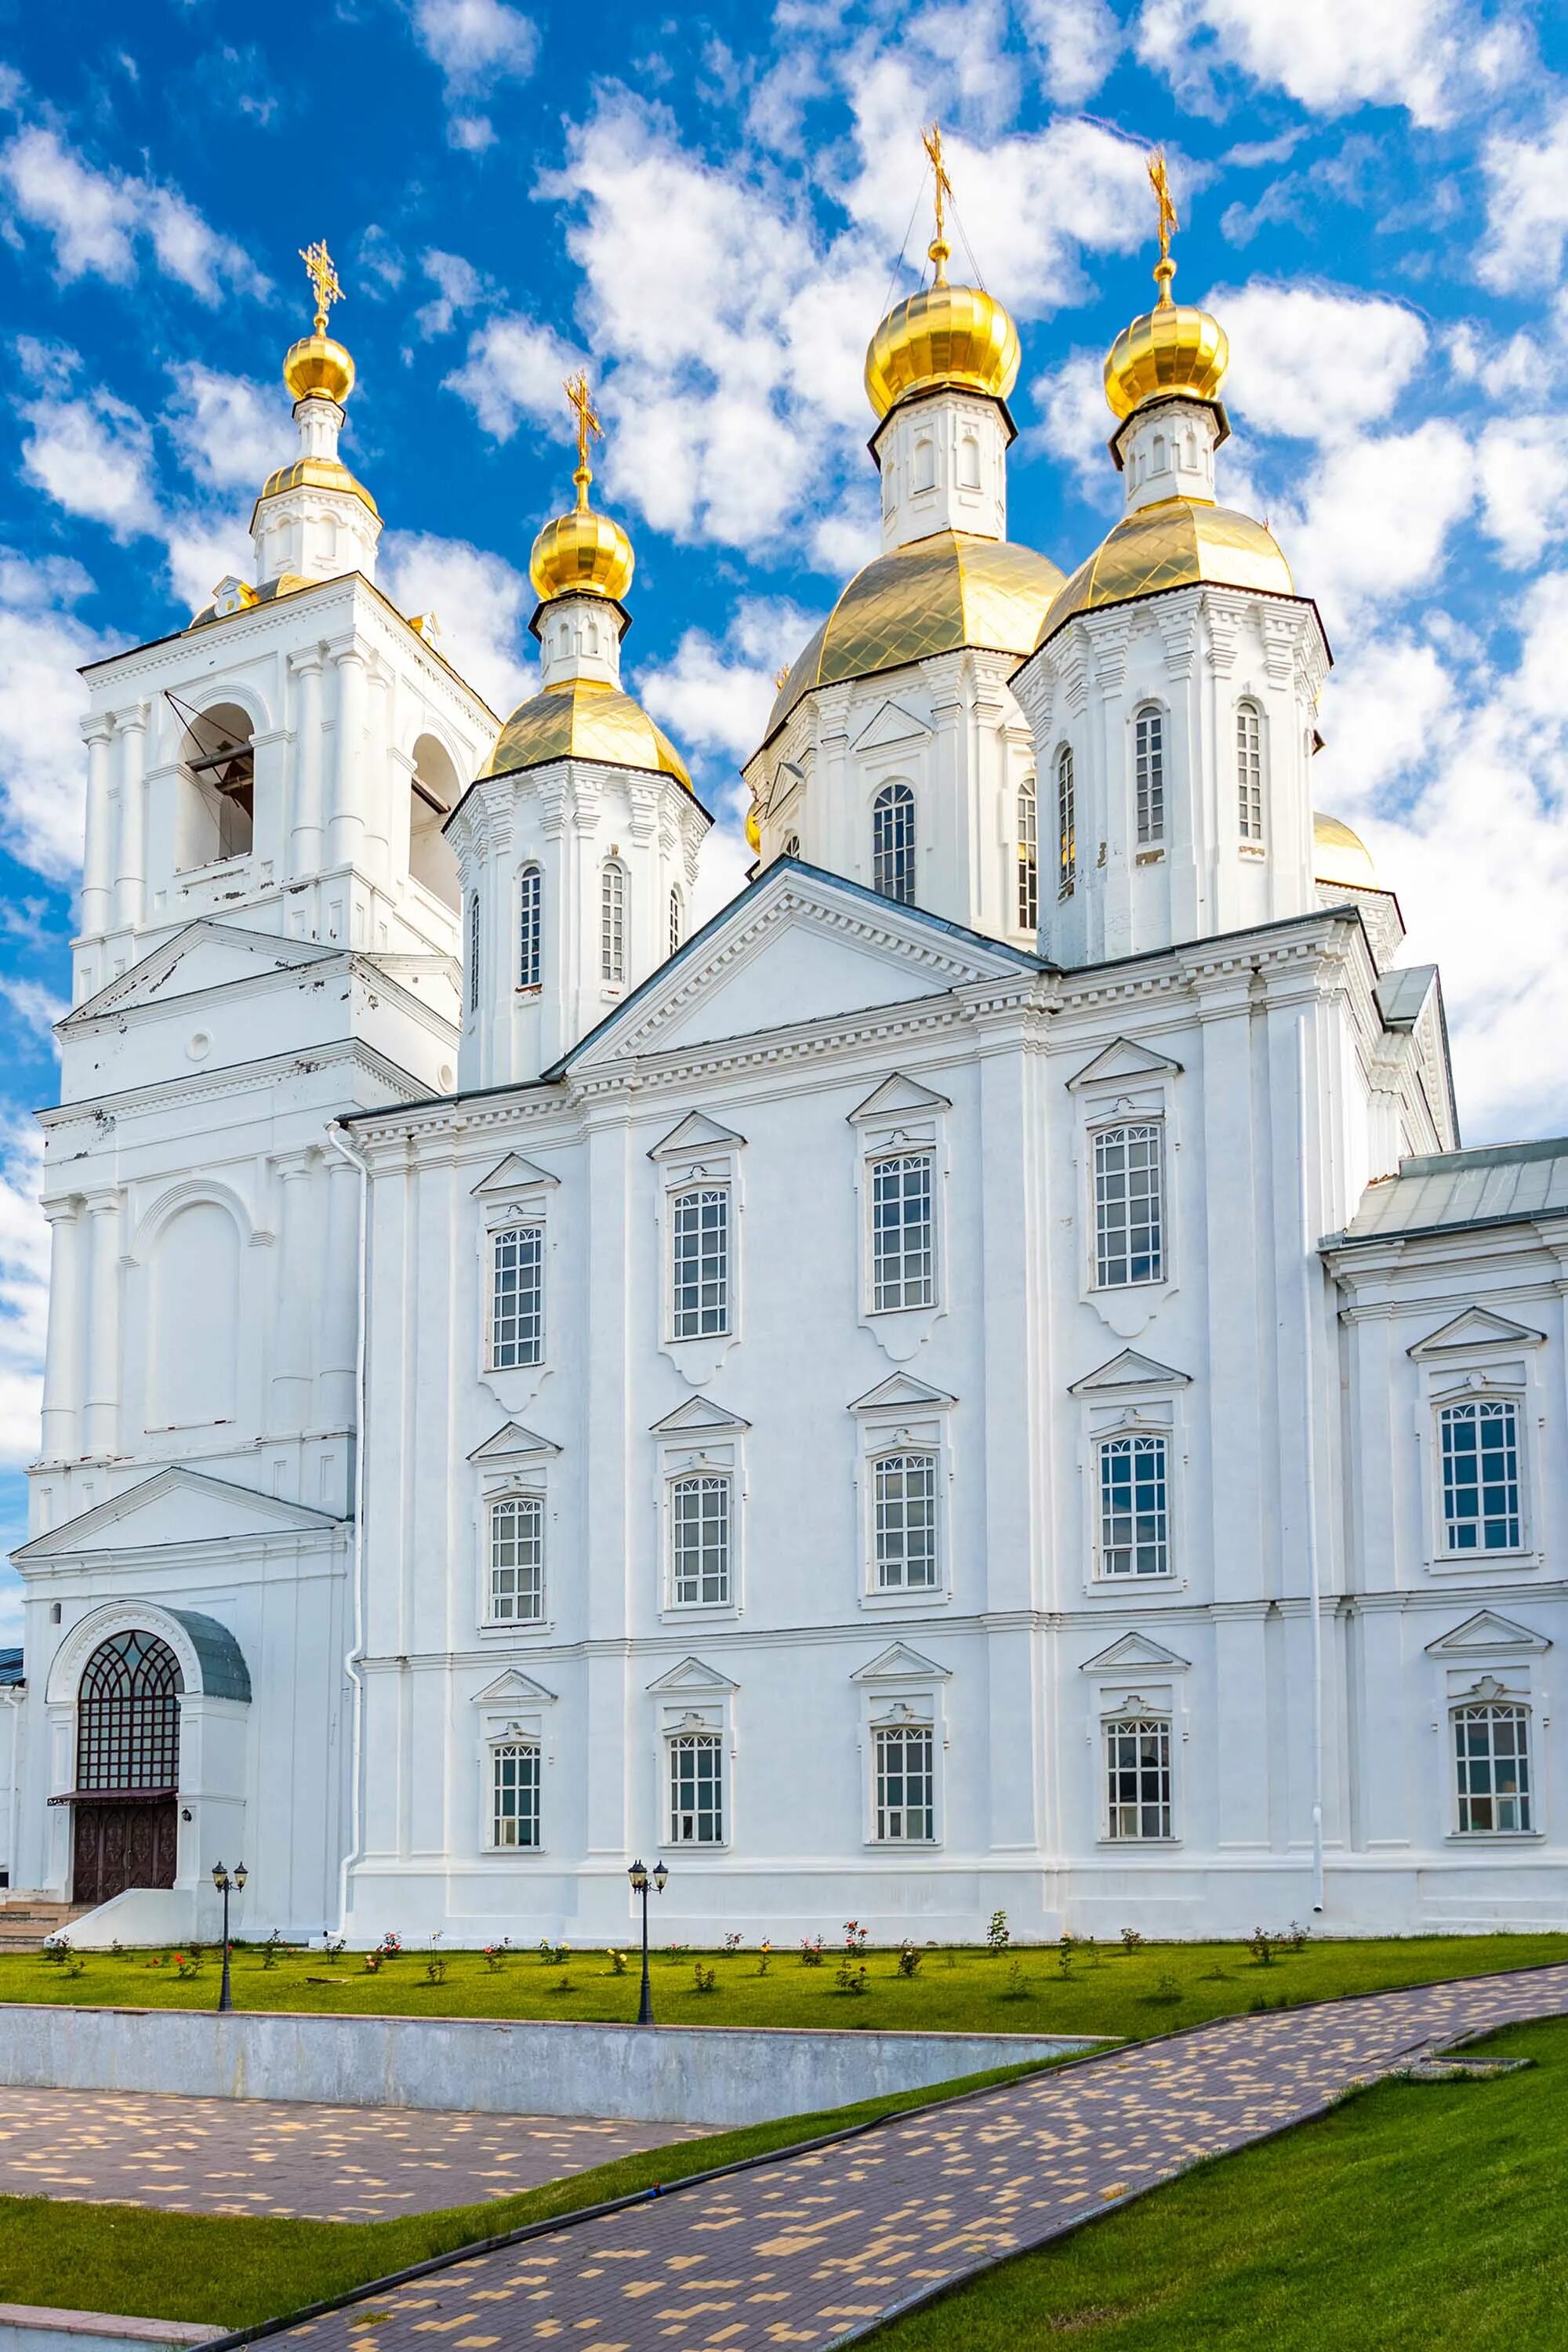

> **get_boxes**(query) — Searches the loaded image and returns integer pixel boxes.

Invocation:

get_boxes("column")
[318,1153,361,1432]
[39,1202,84,1461]
[365,660,392,890]
[328,645,368,873]
[270,1161,316,1435]
[82,1192,122,1459]
[112,705,148,932]
[289,648,326,879]
[79,718,114,938]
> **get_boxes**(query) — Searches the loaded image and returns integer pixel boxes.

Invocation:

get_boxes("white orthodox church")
[4,176,1566,1951]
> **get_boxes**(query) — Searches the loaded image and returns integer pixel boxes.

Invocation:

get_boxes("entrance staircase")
[0,1896,90,1950]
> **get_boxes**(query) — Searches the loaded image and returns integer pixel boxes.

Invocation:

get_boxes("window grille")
[517,864,542,989]
[467,893,481,1011]
[489,1496,544,1622]
[874,1724,934,1841]
[1017,781,1038,930]
[1056,744,1076,895]
[490,1226,543,1368]
[75,1630,183,1792]
[1098,1433,1170,1577]
[491,1740,540,1848]
[872,783,916,903]
[601,860,626,983]
[1236,703,1263,840]
[671,1474,731,1606]
[669,1732,724,1842]
[873,1453,938,1590]
[1440,1398,1521,1551]
[671,1187,729,1338]
[669,887,682,957]
[1454,1702,1531,1834]
[1094,1123,1163,1287]
[1105,1716,1171,1840]
[1134,709,1164,844]
[870,1152,934,1312]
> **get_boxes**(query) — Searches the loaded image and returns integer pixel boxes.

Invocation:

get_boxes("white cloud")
[0,551,111,878]
[161,510,255,619]
[445,314,584,441]
[20,390,157,541]
[0,1117,48,1472]
[1213,282,1428,444]
[0,975,65,1039]
[1025,346,1113,499]
[379,530,535,717]
[1316,633,1459,808]
[1478,102,1568,295]
[1015,0,1120,104]
[416,249,488,339]
[412,0,537,148]
[1274,421,1474,633]
[1134,0,1529,129]
[1476,417,1568,569]
[637,599,818,765]
[0,122,263,301]
[165,367,286,493]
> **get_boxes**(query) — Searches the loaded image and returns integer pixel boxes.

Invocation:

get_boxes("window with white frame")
[668,885,683,958]
[1094,1123,1164,1287]
[873,1452,938,1590]
[489,1225,543,1368]
[1440,1397,1522,1552]
[669,1730,724,1842]
[874,1722,934,1841]
[1017,780,1038,931]
[1236,702,1263,841]
[1098,1433,1170,1577]
[491,1740,541,1848]
[870,1152,934,1311]
[1105,1715,1172,1839]
[1134,707,1164,845]
[467,892,481,1012]
[670,1473,731,1606]
[1056,743,1076,896]
[601,858,626,982]
[872,782,916,904]
[517,863,542,989]
[1454,1701,1531,1833]
[670,1186,729,1339]
[488,1495,543,1623]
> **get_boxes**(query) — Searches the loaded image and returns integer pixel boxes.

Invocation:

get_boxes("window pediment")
[471,1152,560,1198]
[1409,1307,1545,1358]
[1081,1630,1190,1674]
[1425,1610,1550,1657]
[851,1641,950,1683]
[468,1421,561,1464]
[646,1655,739,1695]
[1067,1037,1183,1092]
[1069,1348,1190,1395]
[649,1111,746,1162]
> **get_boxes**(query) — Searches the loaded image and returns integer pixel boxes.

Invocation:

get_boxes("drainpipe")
[1297,1014,1326,1916]
[326,1120,370,1942]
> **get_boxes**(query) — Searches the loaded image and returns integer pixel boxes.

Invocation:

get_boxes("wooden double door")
[71,1799,178,1906]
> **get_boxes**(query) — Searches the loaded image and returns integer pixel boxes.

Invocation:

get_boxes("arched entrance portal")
[71,1631,183,1904]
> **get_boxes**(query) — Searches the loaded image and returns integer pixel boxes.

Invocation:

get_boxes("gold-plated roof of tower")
[1037,497,1291,646]
[1103,153,1228,424]
[1314,811,1377,889]
[284,239,356,406]
[529,372,636,604]
[864,125,1020,423]
[483,678,691,789]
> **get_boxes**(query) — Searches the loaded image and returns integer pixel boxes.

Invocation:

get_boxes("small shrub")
[538,1937,569,1966]
[261,1932,284,1972]
[42,1937,70,1966]
[1057,1933,1076,1976]
[608,1949,628,1976]
[172,1950,202,1980]
[1151,1971,1183,2004]
[322,1934,346,1964]
[722,1933,743,1955]
[109,1940,125,1958]
[693,1962,717,1994]
[425,1955,448,1984]
[756,1940,771,1976]
[834,1956,869,1995]
[895,1942,922,1980]
[1000,1958,1031,2001]
[843,1919,868,1955]
[482,1944,507,1974]
[63,1954,86,1979]
[1247,1927,1278,1966]
[1084,1936,1102,1968]
[1286,1920,1311,1953]
[800,1935,825,1966]
[378,1932,403,1958]
[363,1952,383,1975]
[1120,1927,1145,1957]
[664,1942,688,1959]
[986,1908,1011,1956]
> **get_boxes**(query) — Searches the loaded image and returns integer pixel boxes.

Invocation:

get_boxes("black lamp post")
[626,1857,668,2025]
[211,1860,248,2013]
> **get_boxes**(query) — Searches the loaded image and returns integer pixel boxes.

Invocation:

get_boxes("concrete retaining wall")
[0,2003,1097,2127]
[0,2310,220,2352]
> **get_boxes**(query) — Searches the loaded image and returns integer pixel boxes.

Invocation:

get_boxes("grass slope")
[865,2016,1568,2352]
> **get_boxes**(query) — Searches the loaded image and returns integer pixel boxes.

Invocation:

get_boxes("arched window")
[601,859,626,983]
[668,885,683,959]
[517,863,543,990]
[76,1630,183,1794]
[175,701,254,870]
[1134,707,1164,845]
[1236,702,1264,841]
[1016,779,1038,931]
[1055,744,1076,897]
[872,783,916,904]
[913,434,935,493]
[467,892,481,1011]
[958,432,981,490]
[147,1200,240,1429]
[409,735,459,910]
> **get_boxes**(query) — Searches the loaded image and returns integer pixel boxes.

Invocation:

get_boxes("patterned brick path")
[0,2089,706,2221]
[265,1963,1568,2351]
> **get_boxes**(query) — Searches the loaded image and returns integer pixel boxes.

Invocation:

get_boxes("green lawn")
[864,2015,1568,2352]
[12,1930,1568,2042]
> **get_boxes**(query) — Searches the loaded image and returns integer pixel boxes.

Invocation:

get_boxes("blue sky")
[0,0,1566,1621]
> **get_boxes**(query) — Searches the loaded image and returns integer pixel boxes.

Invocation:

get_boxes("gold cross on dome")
[1148,151,1179,269]
[564,370,602,506]
[299,239,343,334]
[923,122,953,282]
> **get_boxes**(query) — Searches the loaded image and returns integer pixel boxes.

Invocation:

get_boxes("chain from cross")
[299,240,343,334]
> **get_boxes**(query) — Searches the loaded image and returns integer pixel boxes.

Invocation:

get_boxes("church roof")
[483,678,692,791]
[1328,1137,1568,1250]
[764,530,1065,746]
[0,1647,20,1686]
[1038,496,1294,647]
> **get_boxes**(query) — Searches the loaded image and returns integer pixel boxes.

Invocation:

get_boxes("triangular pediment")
[466,1422,561,1463]
[471,1152,560,1196]
[848,1072,953,1124]
[1409,1307,1545,1357]
[848,1372,956,1413]
[648,1110,747,1160]
[851,1642,951,1682]
[13,1466,339,1563]
[1080,1630,1191,1673]
[1066,1036,1184,1091]
[851,699,933,752]
[1425,1610,1550,1656]
[1069,1350,1191,1395]
[646,1655,739,1693]
[648,1396,752,1436]
[63,922,342,1027]
[562,863,1037,1070]
[471,1668,558,1705]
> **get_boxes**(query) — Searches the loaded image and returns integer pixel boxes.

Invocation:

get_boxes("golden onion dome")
[1104,154,1227,430]
[766,528,1065,746]
[529,495,635,604]
[745,805,761,854]
[865,277,1020,423]
[1037,497,1292,648]
[483,678,691,792]
[1314,811,1377,890]
[284,329,355,407]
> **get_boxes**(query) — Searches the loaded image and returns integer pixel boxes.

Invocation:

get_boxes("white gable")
[852,699,933,752]
[66,924,339,1026]
[646,1656,740,1693]
[1409,1307,1546,1357]
[471,1152,560,1197]
[851,1642,951,1682]
[1066,1036,1184,1091]
[16,1467,339,1562]
[1080,1630,1191,1673]
[1069,1350,1191,1394]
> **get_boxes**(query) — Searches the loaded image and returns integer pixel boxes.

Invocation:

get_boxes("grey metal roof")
[169,1610,252,1702]
[1328,1135,1568,1249]
[1374,964,1437,1029]
[0,1648,21,1686]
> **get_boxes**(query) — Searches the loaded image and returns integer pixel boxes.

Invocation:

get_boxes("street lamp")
[211,1860,248,2013]
[626,1857,669,2026]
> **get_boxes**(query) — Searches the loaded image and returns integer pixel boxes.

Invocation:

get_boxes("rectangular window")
[601,861,626,983]
[669,1732,724,1842]
[670,1186,729,1339]
[870,1152,934,1312]
[1236,704,1263,841]
[1135,709,1164,844]
[1094,1123,1163,1287]
[1440,1399,1522,1551]
[488,1496,543,1623]
[1105,1717,1172,1840]
[1454,1703,1531,1834]
[1057,746,1076,897]
[467,894,481,1011]
[1017,786,1039,931]
[874,1723,934,1841]
[490,1226,543,1368]
[1098,1434,1169,1577]
[491,1740,540,1848]
[671,1473,731,1606]
[873,1452,938,1590]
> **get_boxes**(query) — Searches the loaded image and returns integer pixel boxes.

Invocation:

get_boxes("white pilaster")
[79,718,114,940]
[328,644,368,873]
[289,647,325,879]
[39,1202,84,1461]
[113,706,147,932]
[82,1193,122,1460]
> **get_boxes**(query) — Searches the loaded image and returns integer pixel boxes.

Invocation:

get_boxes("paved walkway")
[0,2089,708,2221]
[263,1963,1568,2351]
